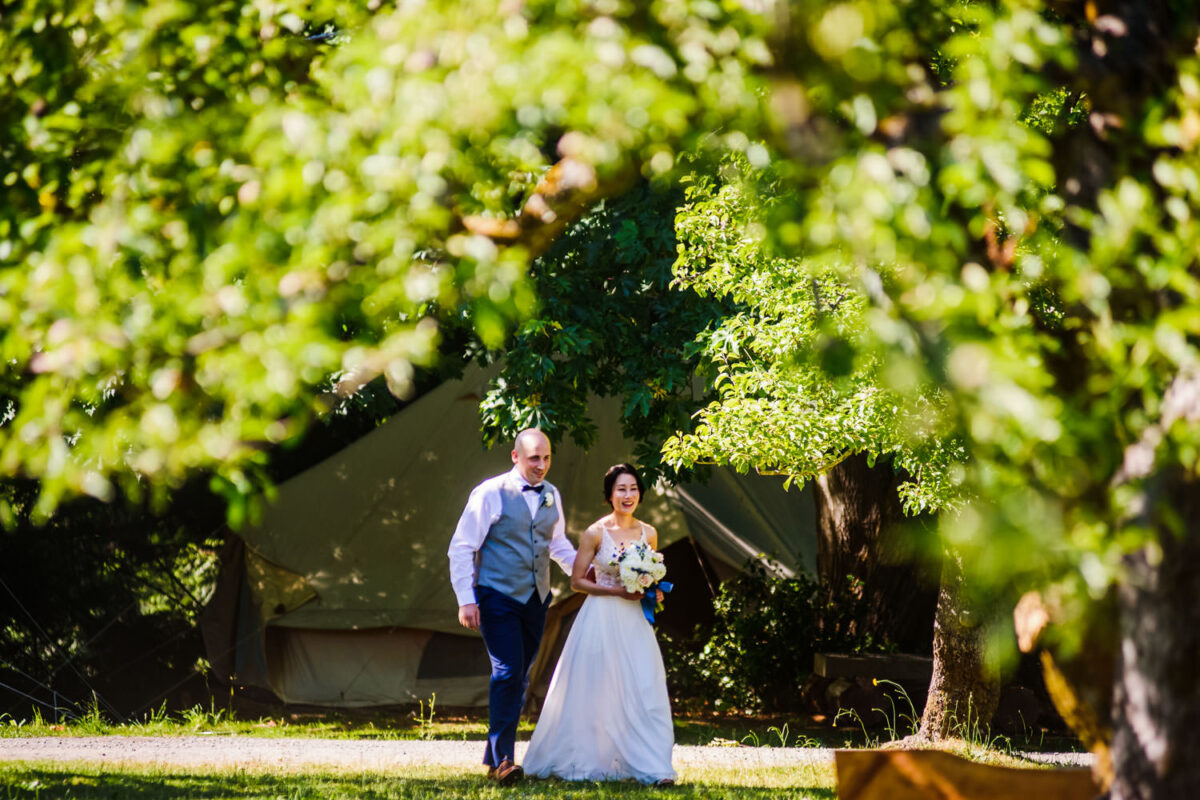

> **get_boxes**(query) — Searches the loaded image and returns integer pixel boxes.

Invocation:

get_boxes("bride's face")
[609,474,641,515]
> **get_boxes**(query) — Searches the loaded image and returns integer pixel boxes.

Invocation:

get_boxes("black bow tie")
[522,484,544,493]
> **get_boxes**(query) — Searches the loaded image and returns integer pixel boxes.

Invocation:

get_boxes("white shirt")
[447,467,577,607]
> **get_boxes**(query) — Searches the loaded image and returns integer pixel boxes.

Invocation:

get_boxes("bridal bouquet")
[613,542,672,623]
[615,541,667,594]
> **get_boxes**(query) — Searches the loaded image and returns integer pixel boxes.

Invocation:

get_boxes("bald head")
[512,428,551,485]
[514,428,549,452]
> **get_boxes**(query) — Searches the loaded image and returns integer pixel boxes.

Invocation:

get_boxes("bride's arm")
[570,525,642,599]
[645,523,658,550]
[645,524,666,605]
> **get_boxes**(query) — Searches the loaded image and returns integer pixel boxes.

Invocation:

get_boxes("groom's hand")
[458,603,480,631]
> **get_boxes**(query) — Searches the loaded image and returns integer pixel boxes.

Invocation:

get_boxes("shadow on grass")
[672,717,868,749]
[670,717,1083,754]
[0,768,836,800]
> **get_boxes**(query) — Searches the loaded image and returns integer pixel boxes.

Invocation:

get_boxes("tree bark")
[1105,368,1200,799]
[812,452,938,651]
[1109,478,1200,800]
[917,552,999,741]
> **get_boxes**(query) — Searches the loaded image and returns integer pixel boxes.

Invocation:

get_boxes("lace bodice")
[592,524,647,590]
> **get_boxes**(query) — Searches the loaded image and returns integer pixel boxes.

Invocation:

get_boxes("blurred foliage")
[0,0,770,519]
[663,560,888,713]
[478,180,733,482]
[3,0,1199,681]
[722,1,1200,639]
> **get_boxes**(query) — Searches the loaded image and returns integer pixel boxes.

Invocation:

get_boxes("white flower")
[543,492,554,508]
[616,542,667,594]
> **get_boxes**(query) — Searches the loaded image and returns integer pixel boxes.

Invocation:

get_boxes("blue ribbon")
[640,580,673,625]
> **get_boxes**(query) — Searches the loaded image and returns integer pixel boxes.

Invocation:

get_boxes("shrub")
[664,560,893,712]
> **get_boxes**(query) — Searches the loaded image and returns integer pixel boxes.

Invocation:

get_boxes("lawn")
[0,762,837,800]
[0,706,863,748]
[0,702,1083,799]
[1,705,1080,756]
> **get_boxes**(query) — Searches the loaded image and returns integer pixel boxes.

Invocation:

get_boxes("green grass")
[0,706,1077,799]
[1,707,853,747]
[0,706,503,742]
[2,707,1079,755]
[0,762,837,799]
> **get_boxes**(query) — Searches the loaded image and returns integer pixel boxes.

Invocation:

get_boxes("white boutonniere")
[543,492,554,508]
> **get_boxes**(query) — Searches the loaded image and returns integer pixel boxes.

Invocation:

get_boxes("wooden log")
[815,652,934,683]
[835,750,1097,800]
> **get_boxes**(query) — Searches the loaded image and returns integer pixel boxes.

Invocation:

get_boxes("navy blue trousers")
[475,584,550,767]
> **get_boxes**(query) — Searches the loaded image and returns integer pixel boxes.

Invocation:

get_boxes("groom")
[447,428,577,784]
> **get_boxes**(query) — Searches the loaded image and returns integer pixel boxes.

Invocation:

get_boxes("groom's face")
[512,433,552,485]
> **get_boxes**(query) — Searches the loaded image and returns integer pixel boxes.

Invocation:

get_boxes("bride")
[522,463,676,785]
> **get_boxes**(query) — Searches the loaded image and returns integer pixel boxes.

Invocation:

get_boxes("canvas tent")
[201,366,817,708]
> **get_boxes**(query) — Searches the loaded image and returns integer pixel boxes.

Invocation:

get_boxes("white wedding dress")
[523,524,676,784]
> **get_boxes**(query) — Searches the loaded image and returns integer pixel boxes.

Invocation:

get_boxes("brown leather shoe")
[493,759,523,786]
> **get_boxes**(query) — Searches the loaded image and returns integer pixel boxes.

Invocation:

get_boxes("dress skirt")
[522,593,676,783]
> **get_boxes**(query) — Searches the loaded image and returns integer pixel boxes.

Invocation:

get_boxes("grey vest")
[476,480,560,603]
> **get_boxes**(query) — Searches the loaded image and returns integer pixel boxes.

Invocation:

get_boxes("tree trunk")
[917,552,999,741]
[813,452,938,651]
[1109,478,1200,800]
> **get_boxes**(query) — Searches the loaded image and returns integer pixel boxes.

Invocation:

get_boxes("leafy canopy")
[5,0,1200,626]
[1,0,769,518]
[664,155,961,515]
[478,181,732,481]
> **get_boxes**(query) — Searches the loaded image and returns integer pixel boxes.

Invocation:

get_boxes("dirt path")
[0,737,828,772]
[0,737,1092,773]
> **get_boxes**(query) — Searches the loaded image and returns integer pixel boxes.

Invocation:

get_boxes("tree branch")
[462,156,637,259]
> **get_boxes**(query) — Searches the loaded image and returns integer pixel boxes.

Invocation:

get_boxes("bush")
[664,560,893,713]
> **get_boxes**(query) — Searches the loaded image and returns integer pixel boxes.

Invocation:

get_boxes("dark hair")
[603,463,644,508]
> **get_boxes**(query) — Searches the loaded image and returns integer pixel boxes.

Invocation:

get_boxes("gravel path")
[0,737,1092,772]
